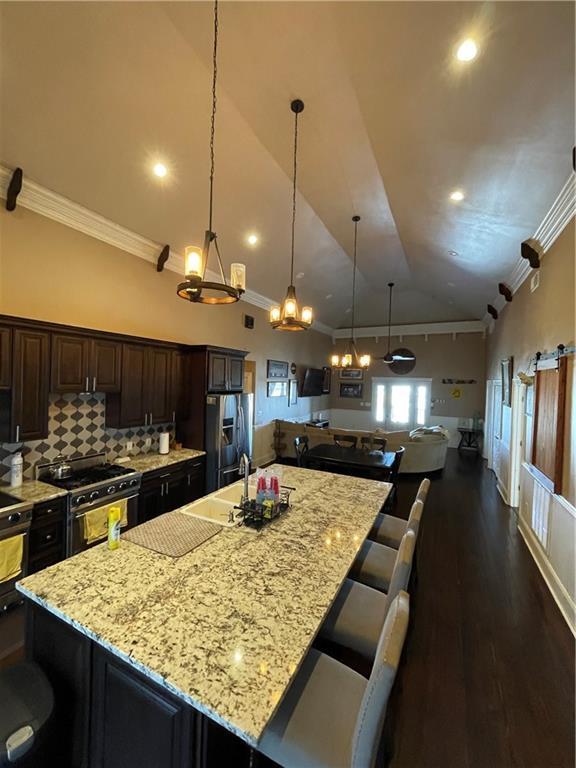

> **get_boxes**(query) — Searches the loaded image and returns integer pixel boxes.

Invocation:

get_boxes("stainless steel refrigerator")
[205,393,254,492]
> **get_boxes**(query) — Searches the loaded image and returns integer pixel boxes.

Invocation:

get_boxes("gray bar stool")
[319,530,416,664]
[258,591,410,768]
[370,479,430,549]
[0,662,54,766]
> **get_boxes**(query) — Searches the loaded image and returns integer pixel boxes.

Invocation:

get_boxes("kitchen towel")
[123,512,221,557]
[83,498,128,545]
[0,534,24,583]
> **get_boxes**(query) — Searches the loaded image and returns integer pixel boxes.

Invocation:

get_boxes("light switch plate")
[145,438,152,448]
[126,441,133,452]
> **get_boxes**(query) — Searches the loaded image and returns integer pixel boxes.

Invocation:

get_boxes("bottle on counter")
[10,452,23,488]
[107,506,122,550]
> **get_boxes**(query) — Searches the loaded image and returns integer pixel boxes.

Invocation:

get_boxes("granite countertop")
[3,480,69,505]
[116,448,206,474]
[17,465,391,746]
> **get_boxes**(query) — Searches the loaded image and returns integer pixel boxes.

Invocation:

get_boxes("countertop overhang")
[17,465,391,746]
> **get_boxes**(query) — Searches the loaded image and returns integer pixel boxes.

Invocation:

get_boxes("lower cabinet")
[28,497,67,574]
[138,459,205,524]
[91,646,195,768]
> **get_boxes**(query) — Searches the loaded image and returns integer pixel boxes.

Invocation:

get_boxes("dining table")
[305,443,396,478]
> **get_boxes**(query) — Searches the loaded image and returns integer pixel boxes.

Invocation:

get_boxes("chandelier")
[177,0,246,305]
[331,216,371,369]
[269,100,313,330]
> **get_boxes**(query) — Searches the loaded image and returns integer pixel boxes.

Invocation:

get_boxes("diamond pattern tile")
[0,393,173,483]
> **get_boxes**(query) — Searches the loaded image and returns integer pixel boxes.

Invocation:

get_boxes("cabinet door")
[92,339,121,393]
[184,460,205,504]
[228,357,244,391]
[208,353,227,392]
[12,328,50,441]
[147,347,173,424]
[0,327,12,388]
[51,334,91,393]
[164,470,188,513]
[119,344,148,427]
[138,482,164,524]
[91,647,194,768]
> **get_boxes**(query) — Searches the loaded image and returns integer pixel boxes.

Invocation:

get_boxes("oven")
[0,498,33,612]
[68,491,138,557]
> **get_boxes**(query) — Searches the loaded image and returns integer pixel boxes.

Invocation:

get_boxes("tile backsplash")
[0,393,173,483]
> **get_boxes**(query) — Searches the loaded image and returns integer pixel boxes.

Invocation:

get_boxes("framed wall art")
[501,357,513,406]
[340,382,363,399]
[339,368,363,380]
[267,360,289,380]
[289,378,298,406]
[267,381,288,398]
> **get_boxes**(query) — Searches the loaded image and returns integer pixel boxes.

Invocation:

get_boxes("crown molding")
[333,319,485,342]
[483,171,576,329]
[0,165,334,336]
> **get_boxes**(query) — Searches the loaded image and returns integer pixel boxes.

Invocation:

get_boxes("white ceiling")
[0,2,573,328]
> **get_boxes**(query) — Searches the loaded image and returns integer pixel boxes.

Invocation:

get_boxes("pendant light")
[377,282,416,364]
[331,216,371,369]
[269,100,313,330]
[177,0,246,305]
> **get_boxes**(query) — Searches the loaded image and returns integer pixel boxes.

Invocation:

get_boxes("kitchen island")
[17,465,391,768]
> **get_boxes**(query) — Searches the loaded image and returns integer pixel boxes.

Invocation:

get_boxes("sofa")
[274,420,449,474]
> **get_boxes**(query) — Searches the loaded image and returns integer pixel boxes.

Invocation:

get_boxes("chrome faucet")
[239,453,250,504]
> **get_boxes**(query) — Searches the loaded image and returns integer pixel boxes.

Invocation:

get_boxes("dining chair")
[360,436,387,452]
[348,501,422,593]
[333,434,358,449]
[258,591,410,768]
[370,479,430,549]
[294,435,309,467]
[319,530,415,665]
[381,446,405,508]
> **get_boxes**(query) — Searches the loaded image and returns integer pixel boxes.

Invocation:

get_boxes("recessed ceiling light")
[447,281,456,288]
[456,39,478,62]
[450,190,465,202]
[325,294,333,300]
[296,272,305,279]
[246,233,259,247]
[153,162,168,178]
[345,307,351,314]
[448,250,459,257]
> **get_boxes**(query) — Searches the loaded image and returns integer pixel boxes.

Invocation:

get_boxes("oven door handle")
[74,494,139,516]
[0,524,30,539]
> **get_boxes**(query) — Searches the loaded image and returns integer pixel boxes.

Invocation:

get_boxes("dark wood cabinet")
[138,459,205,524]
[51,334,122,393]
[207,350,244,393]
[91,646,195,768]
[107,344,175,428]
[29,496,67,574]
[0,326,12,388]
[1,328,51,442]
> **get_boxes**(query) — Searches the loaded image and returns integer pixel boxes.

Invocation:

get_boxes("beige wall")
[0,206,332,462]
[486,220,575,506]
[329,332,486,419]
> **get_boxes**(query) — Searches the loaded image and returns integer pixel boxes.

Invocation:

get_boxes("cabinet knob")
[45,533,53,542]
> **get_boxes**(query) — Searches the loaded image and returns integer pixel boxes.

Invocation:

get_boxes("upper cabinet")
[0,327,12,389]
[106,344,175,428]
[207,349,245,393]
[0,328,50,442]
[51,334,121,393]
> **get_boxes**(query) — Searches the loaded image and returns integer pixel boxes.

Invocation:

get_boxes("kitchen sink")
[180,497,240,528]
[214,485,250,504]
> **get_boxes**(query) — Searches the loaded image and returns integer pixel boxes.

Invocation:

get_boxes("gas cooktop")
[48,463,137,491]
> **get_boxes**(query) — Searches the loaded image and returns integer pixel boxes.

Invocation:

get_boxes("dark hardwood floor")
[0,450,573,767]
[387,449,575,768]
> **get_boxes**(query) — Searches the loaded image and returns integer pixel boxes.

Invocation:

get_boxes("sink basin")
[214,485,249,504]
[180,497,239,528]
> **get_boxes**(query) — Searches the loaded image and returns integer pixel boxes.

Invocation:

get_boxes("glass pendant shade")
[269,305,281,323]
[230,263,246,291]
[359,354,371,368]
[184,246,205,281]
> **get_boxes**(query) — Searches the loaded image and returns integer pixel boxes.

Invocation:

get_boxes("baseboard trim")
[518,516,576,635]
[497,479,511,507]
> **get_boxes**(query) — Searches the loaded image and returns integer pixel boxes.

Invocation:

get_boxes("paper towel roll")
[159,432,170,455]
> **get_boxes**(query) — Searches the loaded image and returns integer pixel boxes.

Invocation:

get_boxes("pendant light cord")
[290,108,299,285]
[387,282,393,354]
[208,0,218,236]
[350,218,358,344]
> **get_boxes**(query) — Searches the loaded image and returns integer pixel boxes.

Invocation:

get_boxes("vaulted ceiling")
[0,2,573,328]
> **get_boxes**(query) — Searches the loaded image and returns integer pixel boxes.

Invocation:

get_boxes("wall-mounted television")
[300,368,325,397]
